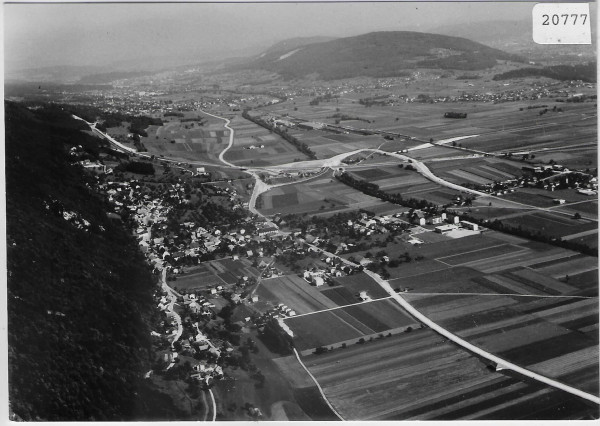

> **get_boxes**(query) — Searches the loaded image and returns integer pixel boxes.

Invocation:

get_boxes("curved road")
[198,110,236,168]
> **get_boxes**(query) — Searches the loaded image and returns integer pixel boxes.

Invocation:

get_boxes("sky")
[3,2,544,72]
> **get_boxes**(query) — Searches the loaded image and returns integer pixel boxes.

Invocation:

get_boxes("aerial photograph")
[3,1,598,421]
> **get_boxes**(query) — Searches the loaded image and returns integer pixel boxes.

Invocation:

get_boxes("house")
[313,276,325,287]
[359,257,373,266]
[258,225,278,237]
[251,295,259,303]
[231,294,242,304]
[359,291,369,301]
[189,301,202,313]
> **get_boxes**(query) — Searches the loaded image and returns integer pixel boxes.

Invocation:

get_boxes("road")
[80,112,592,222]
[300,239,600,406]
[362,269,600,405]
[160,269,183,357]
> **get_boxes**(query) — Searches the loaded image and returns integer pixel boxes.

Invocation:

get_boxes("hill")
[235,31,524,80]
[259,36,338,57]
[5,102,182,420]
[432,20,596,62]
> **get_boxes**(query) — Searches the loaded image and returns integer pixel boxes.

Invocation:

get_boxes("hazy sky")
[4,2,539,72]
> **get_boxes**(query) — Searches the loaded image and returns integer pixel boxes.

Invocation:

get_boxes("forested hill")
[5,101,180,420]
[493,62,597,83]
[236,31,524,80]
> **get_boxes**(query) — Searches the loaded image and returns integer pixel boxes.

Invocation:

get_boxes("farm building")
[446,215,460,225]
[444,112,467,119]
[435,224,458,234]
[298,121,325,130]
[460,221,479,231]
[410,210,426,226]
[577,188,596,196]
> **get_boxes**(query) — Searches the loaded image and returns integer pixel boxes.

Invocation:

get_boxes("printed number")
[542,13,588,25]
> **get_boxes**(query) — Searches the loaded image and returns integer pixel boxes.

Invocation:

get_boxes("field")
[262,92,596,166]
[345,163,464,205]
[329,273,390,300]
[300,328,598,420]
[427,157,523,186]
[140,111,231,163]
[256,274,338,315]
[223,115,311,167]
[257,174,402,217]
[285,298,417,352]
[382,232,599,397]
[171,258,259,292]
[463,193,598,247]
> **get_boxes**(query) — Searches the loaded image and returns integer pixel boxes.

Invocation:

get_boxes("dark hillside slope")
[239,31,523,79]
[5,102,180,420]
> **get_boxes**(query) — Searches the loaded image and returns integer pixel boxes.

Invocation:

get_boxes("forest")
[493,62,597,83]
[5,101,182,420]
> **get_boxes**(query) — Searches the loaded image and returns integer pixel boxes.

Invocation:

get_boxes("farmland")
[140,111,231,163]
[285,298,418,353]
[427,157,523,186]
[300,328,598,420]
[256,274,338,315]
[171,258,259,292]
[257,173,401,217]
[223,115,311,167]
[345,163,464,205]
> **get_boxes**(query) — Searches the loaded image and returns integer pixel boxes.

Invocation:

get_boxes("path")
[160,268,183,370]
[208,389,217,421]
[198,110,236,168]
[292,348,345,421]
